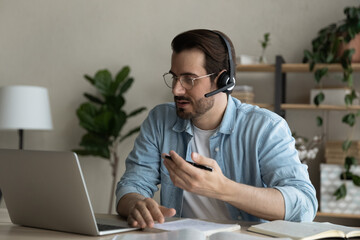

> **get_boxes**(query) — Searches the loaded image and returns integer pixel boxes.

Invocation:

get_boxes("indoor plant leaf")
[342,139,352,151]
[333,183,347,200]
[84,93,104,105]
[314,68,328,83]
[119,77,134,95]
[342,113,356,127]
[119,126,141,143]
[112,66,130,95]
[111,111,127,137]
[313,92,325,106]
[94,70,113,97]
[344,156,357,172]
[316,116,323,127]
[128,107,147,118]
[84,74,95,85]
[353,175,360,186]
[76,103,99,132]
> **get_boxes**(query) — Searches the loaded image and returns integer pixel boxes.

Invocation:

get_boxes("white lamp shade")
[0,85,53,130]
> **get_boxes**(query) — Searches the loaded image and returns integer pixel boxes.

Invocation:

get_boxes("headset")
[204,31,236,98]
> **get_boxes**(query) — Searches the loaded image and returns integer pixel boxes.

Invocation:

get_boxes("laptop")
[0,148,138,236]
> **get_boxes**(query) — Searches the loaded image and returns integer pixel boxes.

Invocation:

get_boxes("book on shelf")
[113,228,291,240]
[248,220,360,240]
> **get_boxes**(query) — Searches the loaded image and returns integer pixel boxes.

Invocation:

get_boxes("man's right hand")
[117,193,176,228]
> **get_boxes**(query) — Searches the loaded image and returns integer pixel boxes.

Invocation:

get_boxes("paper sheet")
[153,218,240,235]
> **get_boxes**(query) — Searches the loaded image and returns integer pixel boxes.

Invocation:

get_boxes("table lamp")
[0,85,53,149]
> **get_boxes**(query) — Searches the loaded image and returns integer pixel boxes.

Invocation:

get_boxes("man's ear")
[214,69,227,87]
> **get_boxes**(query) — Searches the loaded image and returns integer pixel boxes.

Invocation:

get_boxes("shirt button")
[237,215,243,220]
[215,147,219,152]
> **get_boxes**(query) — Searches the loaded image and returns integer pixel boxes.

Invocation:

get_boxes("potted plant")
[259,32,270,63]
[303,5,360,200]
[74,66,146,213]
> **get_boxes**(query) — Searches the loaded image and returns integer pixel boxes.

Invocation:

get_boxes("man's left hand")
[162,150,229,200]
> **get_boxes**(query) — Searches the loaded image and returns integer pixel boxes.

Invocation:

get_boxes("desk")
[0,208,259,239]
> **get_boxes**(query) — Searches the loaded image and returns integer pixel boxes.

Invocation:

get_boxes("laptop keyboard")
[97,223,127,231]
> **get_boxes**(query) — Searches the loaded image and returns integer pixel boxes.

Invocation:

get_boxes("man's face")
[170,48,218,120]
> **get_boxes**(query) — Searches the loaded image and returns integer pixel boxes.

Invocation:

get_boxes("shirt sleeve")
[258,117,318,222]
[115,107,162,207]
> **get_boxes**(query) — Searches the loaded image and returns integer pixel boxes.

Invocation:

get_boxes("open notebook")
[0,149,138,236]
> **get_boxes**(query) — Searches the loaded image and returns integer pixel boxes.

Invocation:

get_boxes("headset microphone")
[204,31,236,98]
[204,81,235,98]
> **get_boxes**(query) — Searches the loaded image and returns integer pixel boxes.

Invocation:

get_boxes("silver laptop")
[0,149,138,236]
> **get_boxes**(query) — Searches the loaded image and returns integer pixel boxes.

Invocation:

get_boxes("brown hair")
[171,29,236,83]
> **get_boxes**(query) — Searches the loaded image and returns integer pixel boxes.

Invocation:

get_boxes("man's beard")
[175,96,214,120]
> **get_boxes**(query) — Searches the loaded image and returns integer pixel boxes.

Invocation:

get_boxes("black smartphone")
[164,155,213,172]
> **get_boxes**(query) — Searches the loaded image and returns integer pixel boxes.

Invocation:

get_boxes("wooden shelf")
[252,103,273,110]
[237,63,360,73]
[281,104,360,111]
[236,64,275,72]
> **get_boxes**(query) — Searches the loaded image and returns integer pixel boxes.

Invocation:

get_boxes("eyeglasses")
[163,72,215,90]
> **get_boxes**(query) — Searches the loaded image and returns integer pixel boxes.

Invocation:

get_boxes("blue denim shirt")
[116,96,318,222]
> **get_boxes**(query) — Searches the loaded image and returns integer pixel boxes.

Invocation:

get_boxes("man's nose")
[172,79,186,95]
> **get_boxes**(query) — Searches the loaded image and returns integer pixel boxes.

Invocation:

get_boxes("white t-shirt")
[181,125,231,220]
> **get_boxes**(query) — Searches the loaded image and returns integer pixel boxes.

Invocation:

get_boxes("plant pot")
[337,33,360,63]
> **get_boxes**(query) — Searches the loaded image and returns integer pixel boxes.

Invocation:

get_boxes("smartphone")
[164,155,213,172]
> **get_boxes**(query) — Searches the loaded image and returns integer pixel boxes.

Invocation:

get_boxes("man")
[116,29,318,228]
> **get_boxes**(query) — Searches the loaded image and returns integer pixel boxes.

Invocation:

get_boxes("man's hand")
[162,151,286,221]
[162,151,229,199]
[118,193,176,228]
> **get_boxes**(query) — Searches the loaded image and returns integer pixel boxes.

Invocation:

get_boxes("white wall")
[1,0,359,212]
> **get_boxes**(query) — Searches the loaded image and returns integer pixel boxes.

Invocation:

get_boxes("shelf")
[281,104,360,111]
[251,103,273,110]
[237,63,360,73]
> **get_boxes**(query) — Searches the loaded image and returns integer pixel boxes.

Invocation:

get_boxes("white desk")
[0,208,258,239]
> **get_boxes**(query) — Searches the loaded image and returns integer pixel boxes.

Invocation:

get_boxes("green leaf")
[314,92,325,106]
[94,70,113,97]
[333,183,347,200]
[325,53,334,63]
[345,156,356,172]
[76,103,99,132]
[111,111,127,137]
[119,77,134,94]
[115,95,125,110]
[309,62,315,72]
[94,109,114,133]
[119,126,141,143]
[344,90,357,106]
[342,113,356,127]
[343,71,353,87]
[84,93,104,105]
[84,74,95,85]
[314,68,328,83]
[316,116,323,127]
[340,171,353,180]
[80,133,109,149]
[75,133,111,159]
[112,66,130,95]
[342,139,352,151]
[303,50,313,63]
[128,107,147,118]
[353,175,360,186]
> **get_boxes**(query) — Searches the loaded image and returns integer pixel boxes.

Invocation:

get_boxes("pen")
[164,155,213,172]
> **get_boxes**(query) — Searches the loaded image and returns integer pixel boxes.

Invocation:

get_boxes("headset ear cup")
[217,72,230,89]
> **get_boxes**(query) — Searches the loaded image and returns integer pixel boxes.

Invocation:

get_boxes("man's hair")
[171,29,236,83]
